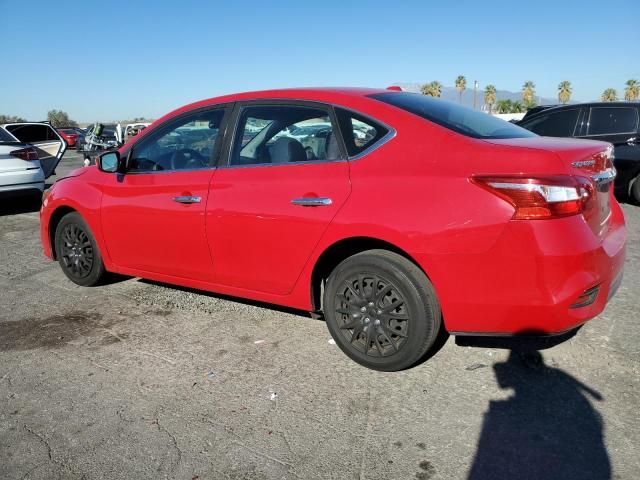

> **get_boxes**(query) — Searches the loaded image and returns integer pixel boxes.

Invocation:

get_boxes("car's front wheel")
[323,250,442,371]
[54,212,107,286]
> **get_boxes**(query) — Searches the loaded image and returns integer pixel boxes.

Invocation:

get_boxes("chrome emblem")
[572,159,596,168]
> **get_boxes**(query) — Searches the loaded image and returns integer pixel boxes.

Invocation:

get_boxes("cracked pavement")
[1,152,639,479]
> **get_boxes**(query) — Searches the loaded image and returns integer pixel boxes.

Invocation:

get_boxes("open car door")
[2,123,67,178]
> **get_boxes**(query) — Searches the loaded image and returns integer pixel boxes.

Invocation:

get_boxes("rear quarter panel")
[289,101,572,317]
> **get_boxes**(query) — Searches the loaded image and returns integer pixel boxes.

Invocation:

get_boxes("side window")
[0,127,16,142]
[520,109,580,137]
[587,107,639,135]
[230,105,340,166]
[335,108,389,157]
[129,109,225,172]
[46,126,61,141]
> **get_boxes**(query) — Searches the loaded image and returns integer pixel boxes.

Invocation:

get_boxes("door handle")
[173,195,201,204]
[291,197,333,207]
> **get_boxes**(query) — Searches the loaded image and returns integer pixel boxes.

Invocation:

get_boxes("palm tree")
[421,81,442,97]
[484,85,497,113]
[522,81,536,105]
[495,99,512,114]
[625,79,639,101]
[455,75,467,103]
[601,88,618,102]
[558,81,572,104]
[511,101,525,113]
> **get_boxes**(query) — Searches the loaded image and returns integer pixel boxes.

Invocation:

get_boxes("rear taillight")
[471,175,595,220]
[10,147,39,161]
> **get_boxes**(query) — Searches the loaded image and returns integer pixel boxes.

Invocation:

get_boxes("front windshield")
[369,92,537,139]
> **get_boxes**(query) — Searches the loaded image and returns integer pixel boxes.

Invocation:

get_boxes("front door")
[101,107,229,281]
[207,102,351,295]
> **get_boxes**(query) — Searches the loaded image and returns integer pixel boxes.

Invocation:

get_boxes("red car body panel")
[40,88,626,336]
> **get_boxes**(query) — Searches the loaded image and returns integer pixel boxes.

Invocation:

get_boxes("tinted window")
[5,124,59,142]
[369,92,536,139]
[519,109,580,137]
[0,127,16,142]
[129,109,225,172]
[588,107,639,135]
[335,108,389,156]
[230,105,340,166]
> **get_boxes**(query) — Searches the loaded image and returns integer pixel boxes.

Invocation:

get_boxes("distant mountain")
[393,82,568,109]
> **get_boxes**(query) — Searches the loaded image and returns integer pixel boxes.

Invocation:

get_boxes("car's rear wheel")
[323,250,441,371]
[631,174,640,204]
[54,212,107,286]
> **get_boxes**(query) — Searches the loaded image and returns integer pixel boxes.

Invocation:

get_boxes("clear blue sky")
[1,0,637,122]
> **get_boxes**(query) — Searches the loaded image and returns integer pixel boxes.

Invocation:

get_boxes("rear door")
[580,105,639,143]
[3,123,67,177]
[580,106,640,190]
[207,101,351,295]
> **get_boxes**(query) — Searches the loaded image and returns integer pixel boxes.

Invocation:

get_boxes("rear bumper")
[421,202,627,335]
[0,168,45,193]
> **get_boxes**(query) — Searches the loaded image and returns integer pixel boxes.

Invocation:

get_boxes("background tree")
[510,101,525,113]
[558,81,572,104]
[455,75,466,103]
[421,81,442,97]
[484,85,497,113]
[0,114,27,123]
[522,81,536,105]
[601,88,618,102]
[47,109,78,128]
[625,79,639,101]
[495,99,513,114]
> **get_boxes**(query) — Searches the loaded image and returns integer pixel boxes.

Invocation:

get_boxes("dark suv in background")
[519,102,640,203]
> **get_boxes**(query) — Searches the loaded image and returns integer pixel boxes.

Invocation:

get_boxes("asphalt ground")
[1,150,639,479]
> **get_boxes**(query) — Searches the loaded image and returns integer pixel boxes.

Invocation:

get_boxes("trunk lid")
[484,137,615,237]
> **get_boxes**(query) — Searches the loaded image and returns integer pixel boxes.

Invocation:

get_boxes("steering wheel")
[169,148,208,170]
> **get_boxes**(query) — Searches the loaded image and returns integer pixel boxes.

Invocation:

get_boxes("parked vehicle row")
[40,88,626,370]
[518,102,640,202]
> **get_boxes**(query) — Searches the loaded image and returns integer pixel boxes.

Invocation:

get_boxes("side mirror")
[97,151,120,173]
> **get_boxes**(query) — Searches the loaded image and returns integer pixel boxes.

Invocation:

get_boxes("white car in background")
[0,123,66,194]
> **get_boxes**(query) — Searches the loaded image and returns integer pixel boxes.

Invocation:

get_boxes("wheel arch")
[48,205,78,260]
[309,236,429,314]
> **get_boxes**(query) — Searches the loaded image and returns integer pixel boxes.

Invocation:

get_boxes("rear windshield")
[369,92,537,139]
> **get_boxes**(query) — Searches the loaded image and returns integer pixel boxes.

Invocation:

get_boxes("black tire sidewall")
[324,251,440,371]
[54,212,105,286]
[632,175,640,204]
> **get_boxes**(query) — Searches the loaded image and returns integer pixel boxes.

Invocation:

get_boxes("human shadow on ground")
[468,350,610,480]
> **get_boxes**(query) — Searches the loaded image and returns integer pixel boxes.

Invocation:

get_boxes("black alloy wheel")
[324,250,442,371]
[55,212,107,286]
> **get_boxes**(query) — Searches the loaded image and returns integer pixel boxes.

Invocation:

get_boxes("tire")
[323,249,442,371]
[631,174,640,204]
[54,212,107,286]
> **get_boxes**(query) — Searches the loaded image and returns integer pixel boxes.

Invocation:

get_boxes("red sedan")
[40,88,626,370]
[56,128,78,148]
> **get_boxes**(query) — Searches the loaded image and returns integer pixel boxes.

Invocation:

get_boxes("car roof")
[522,101,640,122]
[160,87,388,122]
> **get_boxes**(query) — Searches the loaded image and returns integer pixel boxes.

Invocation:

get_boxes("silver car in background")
[0,123,66,194]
